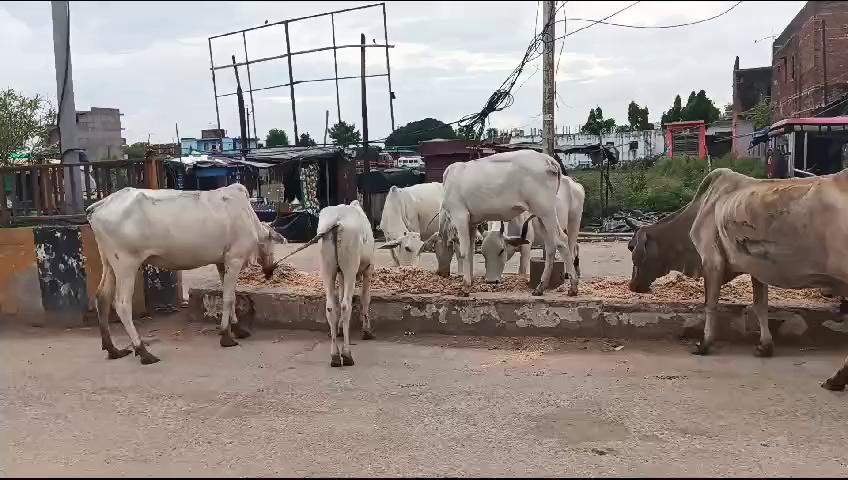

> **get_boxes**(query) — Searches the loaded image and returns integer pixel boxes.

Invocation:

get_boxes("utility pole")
[542,0,556,157]
[360,33,371,223]
[51,1,84,213]
[323,110,330,146]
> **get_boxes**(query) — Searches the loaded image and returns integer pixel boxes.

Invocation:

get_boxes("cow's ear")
[504,235,530,247]
[379,239,402,250]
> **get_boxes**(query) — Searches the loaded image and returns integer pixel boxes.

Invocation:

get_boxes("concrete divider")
[188,287,848,346]
[0,224,180,325]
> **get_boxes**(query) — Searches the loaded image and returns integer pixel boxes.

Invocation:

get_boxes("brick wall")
[772,1,848,121]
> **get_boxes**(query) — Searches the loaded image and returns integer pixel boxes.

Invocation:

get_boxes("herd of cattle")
[85,149,848,392]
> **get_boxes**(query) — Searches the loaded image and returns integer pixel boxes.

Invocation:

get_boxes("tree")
[485,127,499,139]
[328,121,362,147]
[683,90,721,124]
[297,132,317,147]
[265,128,289,147]
[750,98,771,130]
[661,94,684,127]
[124,142,147,159]
[627,101,651,131]
[385,118,457,146]
[580,106,616,136]
[661,90,721,127]
[0,89,57,166]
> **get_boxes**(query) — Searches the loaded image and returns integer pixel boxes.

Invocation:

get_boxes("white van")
[396,156,424,169]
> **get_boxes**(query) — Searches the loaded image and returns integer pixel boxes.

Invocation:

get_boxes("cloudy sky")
[2,1,804,145]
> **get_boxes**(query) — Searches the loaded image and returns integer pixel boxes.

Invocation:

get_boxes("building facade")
[76,107,125,162]
[732,57,772,158]
[180,129,258,155]
[509,129,665,168]
[771,1,848,121]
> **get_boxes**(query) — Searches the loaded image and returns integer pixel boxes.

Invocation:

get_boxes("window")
[791,55,795,81]
[629,141,638,151]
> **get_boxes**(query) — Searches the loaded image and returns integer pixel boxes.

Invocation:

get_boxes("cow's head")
[480,216,533,283]
[628,226,664,293]
[259,222,288,279]
[379,231,428,266]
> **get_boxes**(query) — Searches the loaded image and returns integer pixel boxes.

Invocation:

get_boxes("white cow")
[481,175,585,283]
[435,149,578,296]
[278,200,375,367]
[86,183,286,365]
[378,182,482,276]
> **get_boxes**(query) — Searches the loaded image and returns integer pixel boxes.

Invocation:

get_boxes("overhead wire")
[560,1,743,31]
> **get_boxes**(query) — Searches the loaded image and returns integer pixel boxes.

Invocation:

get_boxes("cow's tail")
[275,223,340,266]
[544,153,561,196]
[85,197,109,219]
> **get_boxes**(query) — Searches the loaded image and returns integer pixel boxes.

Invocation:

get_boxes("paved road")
[182,241,632,298]
[3,319,847,477]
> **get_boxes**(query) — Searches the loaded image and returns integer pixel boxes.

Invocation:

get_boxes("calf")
[280,200,375,367]
[481,175,585,283]
[86,183,286,365]
[436,149,578,295]
[378,182,480,276]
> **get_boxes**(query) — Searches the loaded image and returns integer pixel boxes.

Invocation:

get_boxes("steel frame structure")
[207,2,395,145]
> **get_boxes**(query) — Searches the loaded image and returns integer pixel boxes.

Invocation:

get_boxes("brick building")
[731,57,772,157]
[771,1,848,121]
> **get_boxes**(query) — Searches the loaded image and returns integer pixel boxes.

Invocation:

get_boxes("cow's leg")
[360,264,375,340]
[533,215,577,296]
[693,268,722,356]
[339,271,356,366]
[518,244,531,276]
[96,257,130,360]
[323,269,342,367]
[455,247,464,276]
[752,278,773,357]
[113,261,159,365]
[822,354,848,391]
[215,263,248,339]
[219,261,241,348]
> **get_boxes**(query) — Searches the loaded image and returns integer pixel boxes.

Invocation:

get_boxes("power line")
[560,1,743,31]
[559,1,641,39]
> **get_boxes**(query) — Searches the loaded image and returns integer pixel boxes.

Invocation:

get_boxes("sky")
[1,1,805,145]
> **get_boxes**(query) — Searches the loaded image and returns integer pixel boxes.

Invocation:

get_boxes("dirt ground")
[2,316,848,477]
[181,241,632,298]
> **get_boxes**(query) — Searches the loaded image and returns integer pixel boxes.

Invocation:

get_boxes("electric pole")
[51,1,84,213]
[542,0,556,157]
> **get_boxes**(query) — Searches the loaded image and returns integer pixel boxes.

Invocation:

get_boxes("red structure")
[419,139,477,183]
[664,121,707,160]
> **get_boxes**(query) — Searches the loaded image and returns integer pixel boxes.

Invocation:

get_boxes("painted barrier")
[0,224,180,324]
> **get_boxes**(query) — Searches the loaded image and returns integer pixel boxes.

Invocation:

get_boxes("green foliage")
[265,128,289,147]
[297,132,317,147]
[580,106,616,136]
[570,155,767,224]
[627,101,651,130]
[0,89,57,166]
[485,127,499,139]
[456,124,478,140]
[750,98,771,130]
[328,121,362,147]
[124,142,147,159]
[661,90,721,127]
[385,118,457,146]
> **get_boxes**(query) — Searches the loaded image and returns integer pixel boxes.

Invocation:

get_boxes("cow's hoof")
[106,348,131,360]
[232,324,252,339]
[821,378,846,391]
[330,354,342,368]
[532,286,544,296]
[342,352,355,366]
[220,332,239,348]
[567,287,578,297]
[362,330,375,340]
[691,342,711,356]
[754,343,774,358]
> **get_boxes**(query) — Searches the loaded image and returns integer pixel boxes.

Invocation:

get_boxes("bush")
[571,155,766,224]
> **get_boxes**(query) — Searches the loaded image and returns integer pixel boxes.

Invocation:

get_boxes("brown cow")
[628,167,848,391]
